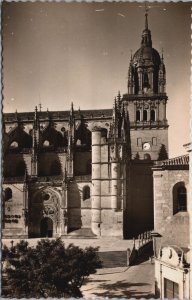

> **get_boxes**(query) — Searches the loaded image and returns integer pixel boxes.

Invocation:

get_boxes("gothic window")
[150,109,156,121]
[173,182,187,214]
[83,186,90,200]
[136,110,141,121]
[16,161,26,177]
[4,187,12,201]
[143,110,148,121]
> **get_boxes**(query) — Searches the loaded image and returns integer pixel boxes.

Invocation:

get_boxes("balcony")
[130,120,168,129]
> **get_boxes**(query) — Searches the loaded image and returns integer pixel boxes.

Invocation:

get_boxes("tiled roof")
[155,154,189,167]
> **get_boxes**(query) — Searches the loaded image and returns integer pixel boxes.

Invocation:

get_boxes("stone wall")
[153,168,189,251]
[130,128,168,160]
[3,183,27,238]
[125,160,154,238]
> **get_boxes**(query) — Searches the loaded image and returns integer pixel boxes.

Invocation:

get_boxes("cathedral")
[2,12,169,239]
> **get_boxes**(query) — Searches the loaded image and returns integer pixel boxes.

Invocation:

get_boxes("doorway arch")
[40,217,53,237]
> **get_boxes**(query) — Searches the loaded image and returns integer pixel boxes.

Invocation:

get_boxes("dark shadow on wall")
[38,153,62,176]
[67,181,82,232]
[124,161,154,239]
[4,155,26,178]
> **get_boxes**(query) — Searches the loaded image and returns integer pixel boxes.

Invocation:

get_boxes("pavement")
[81,259,155,299]
[2,237,134,252]
[2,237,155,298]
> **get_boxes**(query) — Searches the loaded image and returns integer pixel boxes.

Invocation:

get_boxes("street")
[81,259,155,298]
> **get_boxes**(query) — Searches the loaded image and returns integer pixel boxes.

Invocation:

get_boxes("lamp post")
[150,231,161,258]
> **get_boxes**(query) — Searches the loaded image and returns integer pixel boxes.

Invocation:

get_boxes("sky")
[2,2,191,157]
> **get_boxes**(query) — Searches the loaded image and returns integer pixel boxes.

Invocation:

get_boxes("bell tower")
[123,10,168,161]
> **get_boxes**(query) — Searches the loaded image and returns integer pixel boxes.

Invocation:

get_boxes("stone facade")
[152,155,190,298]
[3,12,169,239]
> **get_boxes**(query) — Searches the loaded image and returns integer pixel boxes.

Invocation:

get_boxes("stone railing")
[130,120,168,128]
[127,231,153,266]
[75,175,91,182]
[3,177,25,183]
[155,154,189,167]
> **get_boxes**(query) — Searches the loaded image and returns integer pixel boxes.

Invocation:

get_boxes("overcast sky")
[2,2,191,157]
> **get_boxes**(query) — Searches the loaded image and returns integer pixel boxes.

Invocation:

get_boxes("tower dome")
[132,11,161,67]
[127,10,165,95]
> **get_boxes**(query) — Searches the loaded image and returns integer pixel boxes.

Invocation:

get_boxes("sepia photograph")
[1,1,191,298]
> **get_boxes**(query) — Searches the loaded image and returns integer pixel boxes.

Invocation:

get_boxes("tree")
[158,144,168,160]
[2,238,102,298]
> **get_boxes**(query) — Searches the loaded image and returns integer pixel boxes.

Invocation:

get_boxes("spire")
[15,109,21,125]
[70,102,74,117]
[161,48,164,61]
[24,168,28,183]
[113,97,117,118]
[145,6,149,30]
[141,6,152,47]
[130,49,133,62]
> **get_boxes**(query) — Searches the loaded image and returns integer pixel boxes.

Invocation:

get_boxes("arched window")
[4,187,12,201]
[143,110,148,121]
[50,160,61,176]
[136,110,141,121]
[143,73,149,88]
[173,182,187,214]
[144,153,151,160]
[83,186,90,200]
[150,110,156,121]
[177,186,187,212]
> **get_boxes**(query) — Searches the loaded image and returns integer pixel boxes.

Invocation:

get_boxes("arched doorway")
[40,217,53,237]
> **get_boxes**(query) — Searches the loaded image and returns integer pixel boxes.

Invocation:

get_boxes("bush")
[2,238,102,298]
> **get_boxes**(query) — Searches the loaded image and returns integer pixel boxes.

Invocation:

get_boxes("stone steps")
[99,251,127,268]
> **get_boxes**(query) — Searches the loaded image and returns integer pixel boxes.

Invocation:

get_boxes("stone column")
[111,158,119,210]
[91,128,102,236]
[138,68,143,94]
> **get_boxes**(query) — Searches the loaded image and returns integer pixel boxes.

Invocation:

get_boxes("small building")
[152,153,190,298]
